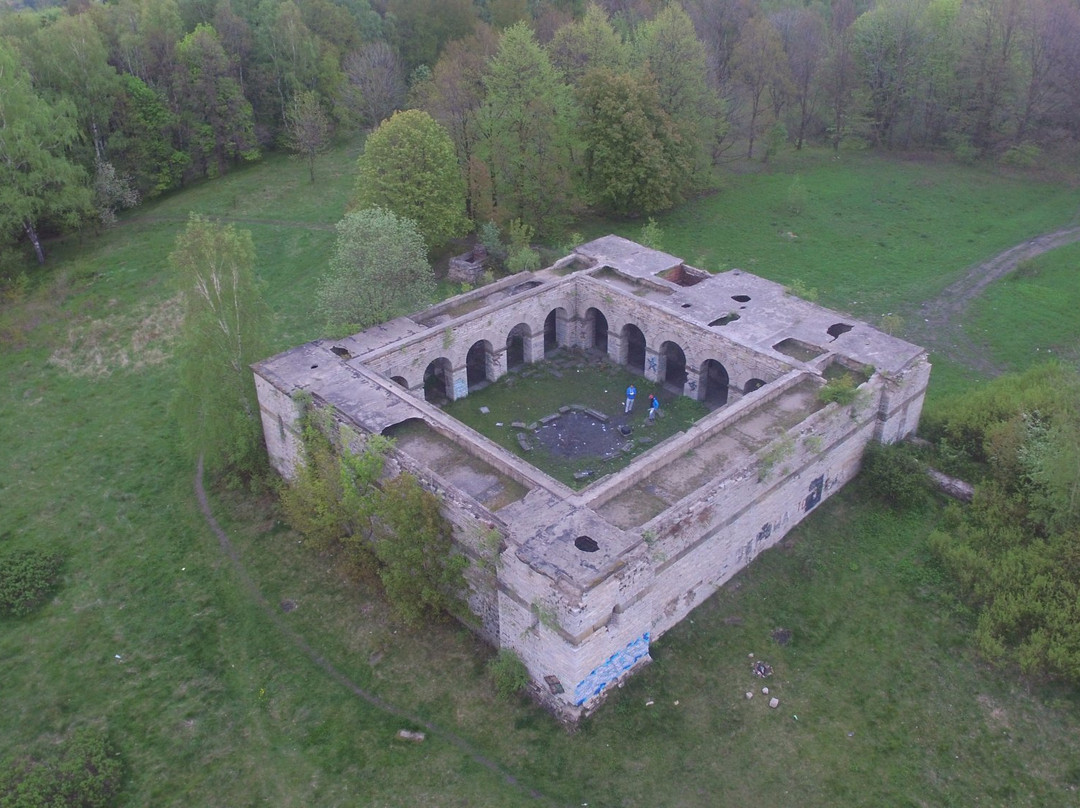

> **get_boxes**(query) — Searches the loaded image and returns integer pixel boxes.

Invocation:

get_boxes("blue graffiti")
[647,356,658,371]
[453,378,468,399]
[687,379,697,391]
[574,633,651,705]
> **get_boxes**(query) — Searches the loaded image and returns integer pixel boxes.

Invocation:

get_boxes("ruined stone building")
[253,236,930,722]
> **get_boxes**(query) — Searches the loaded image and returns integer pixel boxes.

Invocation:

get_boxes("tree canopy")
[353,109,468,251]
[317,208,435,333]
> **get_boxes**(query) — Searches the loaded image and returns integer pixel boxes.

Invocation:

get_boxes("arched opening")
[585,307,608,354]
[744,378,765,394]
[423,358,453,404]
[390,375,408,389]
[544,308,567,356]
[506,323,530,371]
[700,359,730,407]
[660,341,687,391]
[622,324,646,373]
[466,340,493,390]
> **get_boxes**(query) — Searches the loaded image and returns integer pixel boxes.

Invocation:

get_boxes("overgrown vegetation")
[0,549,63,617]
[924,363,1080,682]
[487,649,530,700]
[859,443,930,511]
[0,727,122,808]
[278,400,465,627]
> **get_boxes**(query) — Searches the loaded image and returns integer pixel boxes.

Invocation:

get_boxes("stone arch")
[621,323,646,373]
[744,378,766,394]
[585,307,609,354]
[659,340,688,392]
[390,375,408,389]
[466,340,494,390]
[423,357,453,403]
[544,307,568,356]
[506,323,531,371]
[699,358,730,407]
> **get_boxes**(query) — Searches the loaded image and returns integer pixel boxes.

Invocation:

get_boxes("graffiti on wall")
[574,632,651,705]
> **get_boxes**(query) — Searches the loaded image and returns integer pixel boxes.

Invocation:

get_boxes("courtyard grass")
[441,350,709,488]
[2,143,1080,805]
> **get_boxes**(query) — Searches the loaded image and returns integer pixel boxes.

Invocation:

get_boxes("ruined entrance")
[585,307,608,354]
[506,323,530,370]
[466,340,493,390]
[622,324,646,373]
[660,341,687,392]
[423,357,453,403]
[700,358,730,406]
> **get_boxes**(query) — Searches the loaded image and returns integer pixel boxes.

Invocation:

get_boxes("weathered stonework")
[252,236,930,723]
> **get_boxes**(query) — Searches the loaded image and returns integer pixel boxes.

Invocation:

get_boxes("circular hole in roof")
[681,303,691,308]
[709,313,740,327]
[310,364,318,369]
[827,322,854,340]
[732,295,751,303]
[575,535,599,553]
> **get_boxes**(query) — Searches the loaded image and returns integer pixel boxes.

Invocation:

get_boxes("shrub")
[0,549,63,617]
[859,443,929,510]
[638,217,664,251]
[0,727,122,807]
[487,649,530,699]
[817,375,859,406]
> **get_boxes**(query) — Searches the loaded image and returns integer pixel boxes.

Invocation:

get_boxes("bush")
[0,549,63,617]
[859,443,929,510]
[0,727,122,807]
[487,649,530,699]
[817,375,859,406]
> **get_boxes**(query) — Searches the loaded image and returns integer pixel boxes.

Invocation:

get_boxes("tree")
[284,90,331,182]
[731,15,790,159]
[774,7,827,149]
[477,22,577,232]
[632,4,719,173]
[0,43,92,264]
[174,23,259,178]
[547,3,629,85]
[386,0,478,76]
[339,41,406,129]
[373,474,468,627]
[577,68,691,215]
[354,110,468,252]
[317,208,435,333]
[170,214,270,481]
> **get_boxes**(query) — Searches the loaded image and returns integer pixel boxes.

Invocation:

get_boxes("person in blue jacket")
[625,383,637,413]
[647,394,660,422]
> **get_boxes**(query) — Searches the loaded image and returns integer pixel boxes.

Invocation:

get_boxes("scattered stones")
[479,406,490,414]
[769,698,780,709]
[511,421,526,429]
[559,406,572,414]
[573,470,593,480]
[516,433,532,451]
[645,700,654,707]
[397,729,426,742]
[762,687,769,695]
[539,413,560,425]
[745,691,754,700]
[527,422,539,431]
[752,660,773,677]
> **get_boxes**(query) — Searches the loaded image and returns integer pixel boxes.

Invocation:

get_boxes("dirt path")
[903,224,1080,376]
[193,457,562,806]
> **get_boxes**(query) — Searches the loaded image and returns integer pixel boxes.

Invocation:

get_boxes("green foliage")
[478,221,508,267]
[763,122,788,162]
[171,215,270,483]
[818,375,860,406]
[859,443,929,510]
[0,549,63,618]
[577,68,691,215]
[317,208,435,333]
[1000,144,1041,168]
[785,175,808,215]
[638,218,664,251]
[758,434,795,481]
[284,90,332,183]
[373,474,468,627]
[0,41,92,264]
[0,727,122,808]
[786,278,819,302]
[478,23,576,233]
[280,405,463,626]
[928,364,1080,683]
[504,219,540,273]
[487,649,530,699]
[353,110,468,252]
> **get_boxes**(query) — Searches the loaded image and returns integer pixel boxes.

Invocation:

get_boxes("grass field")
[2,144,1079,806]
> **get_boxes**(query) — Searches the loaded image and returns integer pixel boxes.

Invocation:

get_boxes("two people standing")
[625,383,661,422]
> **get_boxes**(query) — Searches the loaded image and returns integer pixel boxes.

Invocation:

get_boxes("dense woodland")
[3,0,1080,263]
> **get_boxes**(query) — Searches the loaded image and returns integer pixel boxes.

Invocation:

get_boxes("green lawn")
[3,144,1080,806]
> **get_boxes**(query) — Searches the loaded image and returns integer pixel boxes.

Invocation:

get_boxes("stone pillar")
[488,345,506,383]
[644,347,660,383]
[684,367,702,401]
[450,366,469,400]
[526,332,546,364]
